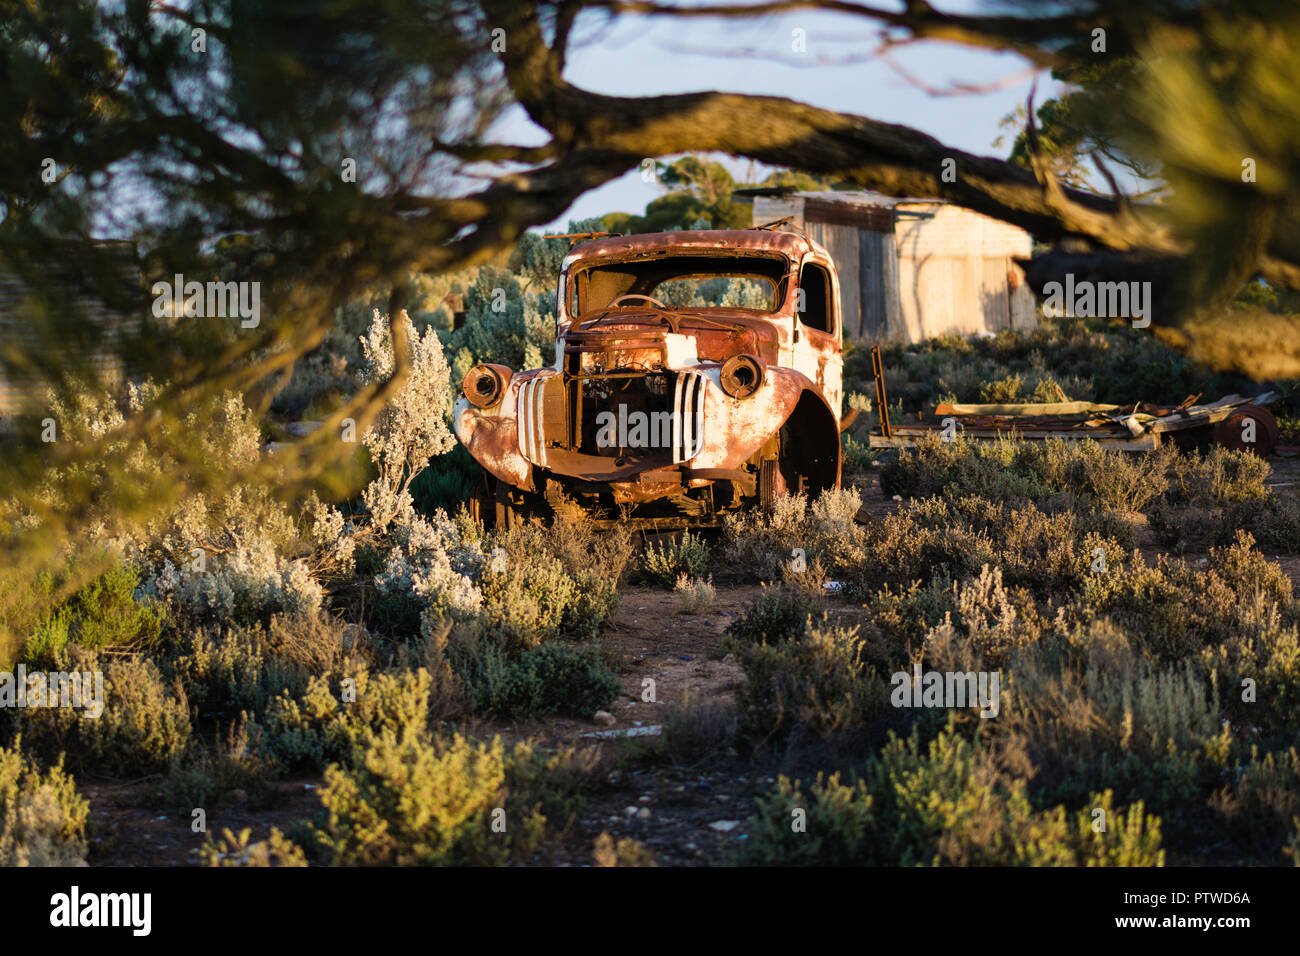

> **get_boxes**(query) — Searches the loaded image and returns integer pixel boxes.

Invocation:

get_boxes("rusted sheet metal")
[451,229,846,521]
[867,390,1281,454]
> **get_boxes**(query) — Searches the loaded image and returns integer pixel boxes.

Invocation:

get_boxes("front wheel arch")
[771,390,841,499]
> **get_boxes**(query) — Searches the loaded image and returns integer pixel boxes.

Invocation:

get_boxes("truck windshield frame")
[567,252,790,317]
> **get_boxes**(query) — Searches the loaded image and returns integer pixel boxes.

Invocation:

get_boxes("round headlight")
[463,364,509,408]
[720,354,764,399]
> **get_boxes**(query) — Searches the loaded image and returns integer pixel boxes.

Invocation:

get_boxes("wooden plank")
[938,400,1122,416]
[870,431,1161,451]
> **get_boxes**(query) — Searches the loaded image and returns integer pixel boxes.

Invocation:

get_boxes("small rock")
[636,808,652,821]
[710,820,741,833]
[340,623,369,651]
[624,806,639,817]
[284,420,324,438]
[593,710,617,727]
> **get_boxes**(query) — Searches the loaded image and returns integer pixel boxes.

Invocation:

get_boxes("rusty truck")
[452,228,849,527]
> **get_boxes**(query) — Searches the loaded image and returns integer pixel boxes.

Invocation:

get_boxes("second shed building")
[732,189,1037,344]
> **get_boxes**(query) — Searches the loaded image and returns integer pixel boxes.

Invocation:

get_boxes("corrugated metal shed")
[738,189,1036,343]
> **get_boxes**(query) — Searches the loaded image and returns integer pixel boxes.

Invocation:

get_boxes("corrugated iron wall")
[804,221,861,338]
[858,229,900,341]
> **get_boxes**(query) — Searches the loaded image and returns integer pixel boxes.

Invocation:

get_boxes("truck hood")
[562,308,783,365]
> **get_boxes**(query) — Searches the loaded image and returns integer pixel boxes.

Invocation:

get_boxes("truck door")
[790,258,843,418]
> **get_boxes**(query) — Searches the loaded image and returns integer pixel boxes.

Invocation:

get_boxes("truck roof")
[561,228,825,268]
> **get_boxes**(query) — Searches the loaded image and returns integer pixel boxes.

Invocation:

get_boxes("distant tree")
[996,59,1160,193]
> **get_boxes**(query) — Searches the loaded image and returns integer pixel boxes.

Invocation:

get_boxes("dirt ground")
[82,582,825,867]
[82,452,1300,866]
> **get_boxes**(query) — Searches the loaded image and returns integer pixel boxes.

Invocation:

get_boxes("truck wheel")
[1213,405,1278,456]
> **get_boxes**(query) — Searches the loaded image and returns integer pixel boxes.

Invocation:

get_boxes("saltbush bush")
[0,740,90,866]
[743,726,1165,866]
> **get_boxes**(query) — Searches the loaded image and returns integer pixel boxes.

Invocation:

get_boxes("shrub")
[454,641,621,720]
[725,587,818,645]
[0,740,90,866]
[409,445,483,518]
[18,653,192,777]
[158,717,277,813]
[743,726,1165,866]
[593,832,656,867]
[305,731,541,866]
[368,509,485,637]
[1166,446,1271,505]
[256,663,437,771]
[1150,496,1300,553]
[662,692,737,765]
[356,308,457,532]
[24,559,166,666]
[489,518,631,639]
[728,622,887,741]
[477,554,577,650]
[1086,532,1294,662]
[673,574,716,613]
[717,490,869,582]
[1212,747,1300,856]
[201,827,308,867]
[742,771,879,866]
[880,436,1172,512]
[985,629,1223,825]
[168,624,281,718]
[167,612,355,721]
[642,531,709,587]
[1199,611,1300,738]
[146,540,324,627]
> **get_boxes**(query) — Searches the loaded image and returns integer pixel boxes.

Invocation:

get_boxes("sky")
[505,2,1060,230]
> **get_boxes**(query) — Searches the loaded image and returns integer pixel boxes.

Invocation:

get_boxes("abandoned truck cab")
[453,229,845,525]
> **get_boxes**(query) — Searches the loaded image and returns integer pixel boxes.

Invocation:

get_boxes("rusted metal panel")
[803,197,893,232]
